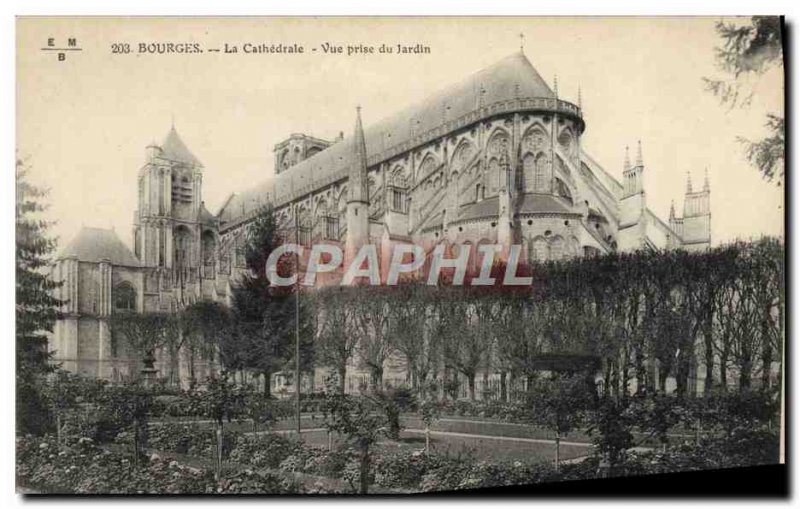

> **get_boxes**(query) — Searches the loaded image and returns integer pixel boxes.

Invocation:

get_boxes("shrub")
[229,433,296,469]
[15,434,300,494]
[146,423,236,459]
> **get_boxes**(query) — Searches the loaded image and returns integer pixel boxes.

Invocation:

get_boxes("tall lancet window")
[389,166,408,213]
[158,228,166,267]
[533,153,549,193]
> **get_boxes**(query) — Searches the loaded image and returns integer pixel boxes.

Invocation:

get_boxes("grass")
[293,428,590,464]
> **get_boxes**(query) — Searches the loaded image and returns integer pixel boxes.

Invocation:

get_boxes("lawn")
[285,428,590,464]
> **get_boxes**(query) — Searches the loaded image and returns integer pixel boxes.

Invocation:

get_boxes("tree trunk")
[740,355,753,391]
[526,374,536,394]
[657,361,668,394]
[634,346,647,396]
[761,342,773,389]
[338,366,347,394]
[703,320,715,395]
[720,339,729,393]
[468,374,476,401]
[215,422,223,481]
[189,351,197,389]
[263,369,272,397]
[358,440,370,494]
[500,372,507,402]
[425,423,431,453]
[133,417,140,469]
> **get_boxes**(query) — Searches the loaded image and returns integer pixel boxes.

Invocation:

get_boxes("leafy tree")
[40,370,83,446]
[632,392,684,451]
[440,290,493,401]
[705,16,784,184]
[588,397,635,476]
[108,312,179,378]
[87,382,155,466]
[182,301,231,375]
[186,374,247,479]
[314,287,358,393]
[323,375,389,494]
[16,158,64,434]
[351,287,393,391]
[418,380,441,453]
[526,374,592,473]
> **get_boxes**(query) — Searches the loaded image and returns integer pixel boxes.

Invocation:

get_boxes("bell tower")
[133,126,205,270]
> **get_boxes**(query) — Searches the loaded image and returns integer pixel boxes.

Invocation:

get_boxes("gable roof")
[59,227,140,267]
[221,52,557,224]
[160,127,202,167]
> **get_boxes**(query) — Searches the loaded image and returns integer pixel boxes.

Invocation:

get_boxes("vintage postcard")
[15,16,785,496]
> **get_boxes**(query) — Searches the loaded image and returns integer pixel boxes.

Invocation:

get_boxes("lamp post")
[294,214,302,440]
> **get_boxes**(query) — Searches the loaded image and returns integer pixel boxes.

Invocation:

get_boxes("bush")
[15,434,300,494]
[373,451,454,489]
[229,433,296,469]
[146,423,236,459]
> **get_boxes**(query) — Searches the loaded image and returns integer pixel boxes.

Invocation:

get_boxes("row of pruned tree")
[311,237,783,400]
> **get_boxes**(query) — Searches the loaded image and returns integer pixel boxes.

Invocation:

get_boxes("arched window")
[522,153,536,191]
[114,282,136,312]
[550,236,565,261]
[533,153,549,193]
[487,158,500,195]
[173,225,192,269]
[389,166,408,213]
[531,237,548,263]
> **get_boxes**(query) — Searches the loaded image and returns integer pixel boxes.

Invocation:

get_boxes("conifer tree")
[16,157,63,433]
[229,205,312,395]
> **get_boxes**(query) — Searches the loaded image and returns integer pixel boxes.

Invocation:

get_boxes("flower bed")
[16,434,299,494]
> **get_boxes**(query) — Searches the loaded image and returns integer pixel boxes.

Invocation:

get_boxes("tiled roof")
[222,52,556,223]
[516,193,574,215]
[458,196,500,222]
[160,127,202,167]
[59,227,139,266]
[457,193,575,223]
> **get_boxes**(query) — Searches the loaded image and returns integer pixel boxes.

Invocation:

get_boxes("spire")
[635,140,643,167]
[578,85,582,109]
[669,200,676,220]
[703,168,710,192]
[686,171,693,194]
[623,145,631,172]
[348,106,369,204]
[553,75,559,99]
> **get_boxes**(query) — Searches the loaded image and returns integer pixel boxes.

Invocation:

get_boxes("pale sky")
[17,16,784,252]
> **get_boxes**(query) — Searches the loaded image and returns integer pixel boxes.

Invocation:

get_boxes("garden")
[16,369,781,494]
